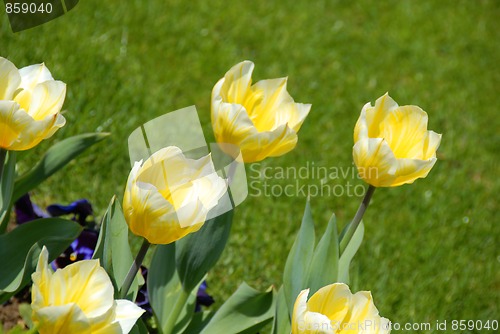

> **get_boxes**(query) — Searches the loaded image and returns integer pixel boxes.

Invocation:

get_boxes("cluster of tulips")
[0,57,441,334]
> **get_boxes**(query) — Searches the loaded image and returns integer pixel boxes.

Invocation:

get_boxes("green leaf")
[129,318,149,334]
[175,209,233,292]
[0,151,17,233]
[338,221,364,284]
[306,213,340,295]
[13,133,109,202]
[271,286,291,334]
[93,196,143,299]
[0,218,82,293]
[184,312,215,334]
[283,200,315,316]
[200,282,275,334]
[148,244,200,334]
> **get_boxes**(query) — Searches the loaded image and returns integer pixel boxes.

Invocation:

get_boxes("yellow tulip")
[211,61,311,163]
[292,283,391,334]
[123,146,227,244]
[353,93,441,187]
[0,57,66,151]
[31,247,144,334]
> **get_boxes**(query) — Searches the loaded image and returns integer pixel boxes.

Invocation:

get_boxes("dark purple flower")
[196,281,215,312]
[51,229,98,270]
[135,266,152,315]
[15,194,49,224]
[47,199,93,225]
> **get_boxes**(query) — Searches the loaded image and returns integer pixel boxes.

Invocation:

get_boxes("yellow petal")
[0,57,21,100]
[49,260,114,319]
[390,157,437,187]
[365,93,399,139]
[24,80,66,120]
[33,303,91,334]
[307,283,352,325]
[353,138,398,187]
[219,60,254,104]
[422,130,441,160]
[379,105,428,159]
[0,101,24,149]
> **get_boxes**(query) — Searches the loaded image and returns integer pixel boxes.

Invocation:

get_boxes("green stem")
[120,238,150,298]
[339,185,376,254]
[0,149,7,182]
[163,288,190,334]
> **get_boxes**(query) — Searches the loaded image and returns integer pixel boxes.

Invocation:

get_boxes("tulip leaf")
[271,286,291,334]
[199,282,275,334]
[129,318,149,334]
[13,133,110,202]
[0,218,82,294]
[306,213,340,295]
[338,221,364,284]
[93,196,143,300]
[283,200,315,316]
[148,244,200,334]
[0,151,16,234]
[183,312,215,334]
[175,209,233,292]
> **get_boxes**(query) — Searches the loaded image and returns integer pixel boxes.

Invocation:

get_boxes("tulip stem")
[163,288,190,334]
[339,185,376,254]
[0,149,6,181]
[120,238,150,299]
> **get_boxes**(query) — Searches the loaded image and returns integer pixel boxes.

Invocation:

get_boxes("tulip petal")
[422,130,441,160]
[379,105,428,159]
[307,283,352,325]
[26,80,66,120]
[303,311,336,334]
[365,93,399,138]
[390,157,437,187]
[113,299,146,334]
[33,303,91,334]
[292,289,310,334]
[18,63,54,91]
[8,112,66,151]
[0,101,25,149]
[220,60,254,103]
[0,57,21,100]
[353,138,398,187]
[49,260,114,319]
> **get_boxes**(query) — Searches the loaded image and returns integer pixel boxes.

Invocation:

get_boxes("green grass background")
[2,0,499,332]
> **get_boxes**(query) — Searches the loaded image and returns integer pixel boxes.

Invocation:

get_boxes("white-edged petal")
[113,299,145,334]
[0,57,21,100]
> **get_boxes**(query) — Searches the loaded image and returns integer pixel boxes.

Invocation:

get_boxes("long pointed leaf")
[283,200,315,316]
[176,209,233,292]
[306,213,340,294]
[13,133,109,201]
[200,283,275,334]
[0,151,16,233]
[0,218,82,294]
[338,221,364,284]
[93,196,143,299]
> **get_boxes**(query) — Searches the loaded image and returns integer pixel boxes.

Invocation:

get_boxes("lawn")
[2,0,499,332]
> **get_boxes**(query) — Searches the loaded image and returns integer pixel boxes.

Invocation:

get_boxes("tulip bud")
[211,61,311,163]
[292,283,391,334]
[0,57,66,151]
[353,93,441,187]
[123,146,227,244]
